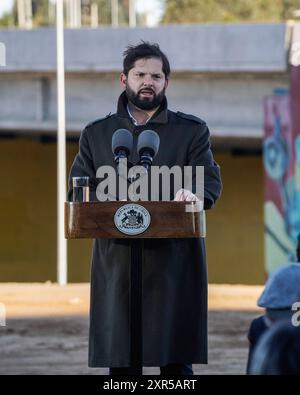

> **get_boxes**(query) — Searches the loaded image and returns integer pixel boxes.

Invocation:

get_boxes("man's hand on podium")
[174,188,200,202]
[175,189,204,213]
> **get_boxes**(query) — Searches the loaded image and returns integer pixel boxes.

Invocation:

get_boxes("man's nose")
[142,75,154,86]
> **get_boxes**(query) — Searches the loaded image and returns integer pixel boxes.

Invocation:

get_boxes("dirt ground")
[0,283,263,375]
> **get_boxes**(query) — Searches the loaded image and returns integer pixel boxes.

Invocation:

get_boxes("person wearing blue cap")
[246,255,300,374]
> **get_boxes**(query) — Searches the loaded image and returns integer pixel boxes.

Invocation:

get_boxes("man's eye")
[153,75,162,79]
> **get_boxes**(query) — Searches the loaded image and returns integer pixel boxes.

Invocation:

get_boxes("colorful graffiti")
[264,68,300,274]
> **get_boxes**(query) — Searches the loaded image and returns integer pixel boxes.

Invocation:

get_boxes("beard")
[125,84,166,111]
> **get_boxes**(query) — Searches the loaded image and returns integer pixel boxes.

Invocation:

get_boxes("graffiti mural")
[264,76,300,274]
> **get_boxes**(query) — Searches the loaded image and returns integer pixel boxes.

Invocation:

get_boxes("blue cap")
[258,263,300,308]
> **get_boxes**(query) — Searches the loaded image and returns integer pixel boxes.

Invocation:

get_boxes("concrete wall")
[0,72,289,138]
[0,24,290,139]
[0,24,288,72]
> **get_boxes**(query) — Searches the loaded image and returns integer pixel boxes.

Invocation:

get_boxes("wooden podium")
[65,201,205,374]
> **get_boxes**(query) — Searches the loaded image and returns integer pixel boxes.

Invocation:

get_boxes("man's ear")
[120,73,127,89]
[164,78,169,89]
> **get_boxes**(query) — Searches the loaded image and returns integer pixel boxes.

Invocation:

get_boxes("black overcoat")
[68,92,222,367]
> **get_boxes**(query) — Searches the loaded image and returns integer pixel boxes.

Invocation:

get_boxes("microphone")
[137,130,160,171]
[112,129,133,167]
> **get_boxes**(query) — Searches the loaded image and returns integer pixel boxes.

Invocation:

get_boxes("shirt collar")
[116,91,169,124]
[126,104,151,126]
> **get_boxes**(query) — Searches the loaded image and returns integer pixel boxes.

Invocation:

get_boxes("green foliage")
[82,0,111,26]
[84,0,129,26]
[32,0,50,26]
[0,0,132,28]
[0,12,15,28]
[0,0,49,28]
[3,0,297,28]
[161,0,300,23]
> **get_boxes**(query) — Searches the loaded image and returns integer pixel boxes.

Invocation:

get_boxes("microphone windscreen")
[137,130,160,157]
[112,129,133,156]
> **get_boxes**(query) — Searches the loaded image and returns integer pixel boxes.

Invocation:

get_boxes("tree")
[82,0,129,26]
[161,0,300,24]
[32,0,51,26]
[0,12,15,28]
[0,0,132,28]
[0,0,49,28]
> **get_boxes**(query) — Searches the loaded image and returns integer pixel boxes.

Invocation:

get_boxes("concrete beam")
[0,23,288,73]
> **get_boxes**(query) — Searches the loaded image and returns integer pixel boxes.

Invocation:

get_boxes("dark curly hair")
[123,41,170,79]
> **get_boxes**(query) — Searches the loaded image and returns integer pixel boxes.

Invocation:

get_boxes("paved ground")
[0,284,262,375]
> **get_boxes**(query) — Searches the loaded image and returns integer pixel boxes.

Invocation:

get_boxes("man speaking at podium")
[68,42,222,375]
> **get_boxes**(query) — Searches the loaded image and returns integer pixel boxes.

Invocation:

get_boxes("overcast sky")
[0,0,13,17]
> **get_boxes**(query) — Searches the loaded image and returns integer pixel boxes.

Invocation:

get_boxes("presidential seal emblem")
[114,204,151,236]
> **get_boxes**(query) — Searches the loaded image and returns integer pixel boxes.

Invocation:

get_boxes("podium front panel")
[65,201,205,239]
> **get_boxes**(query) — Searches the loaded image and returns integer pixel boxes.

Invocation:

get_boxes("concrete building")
[0,24,292,283]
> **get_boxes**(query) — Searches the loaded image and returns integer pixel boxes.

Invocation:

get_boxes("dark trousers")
[109,364,193,376]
